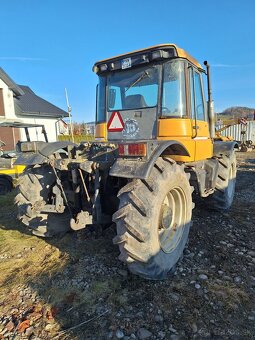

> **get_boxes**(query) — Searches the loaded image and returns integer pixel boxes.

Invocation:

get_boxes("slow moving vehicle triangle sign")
[107,111,124,132]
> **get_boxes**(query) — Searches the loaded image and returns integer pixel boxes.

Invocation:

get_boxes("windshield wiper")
[125,71,150,93]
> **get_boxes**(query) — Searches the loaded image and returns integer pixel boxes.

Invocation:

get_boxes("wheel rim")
[159,187,186,253]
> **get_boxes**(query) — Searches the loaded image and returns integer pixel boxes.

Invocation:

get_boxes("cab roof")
[93,43,202,72]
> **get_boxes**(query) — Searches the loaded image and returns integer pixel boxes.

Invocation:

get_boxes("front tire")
[15,165,71,237]
[206,151,237,210]
[113,158,193,280]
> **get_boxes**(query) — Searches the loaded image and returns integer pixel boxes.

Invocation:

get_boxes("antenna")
[65,88,74,143]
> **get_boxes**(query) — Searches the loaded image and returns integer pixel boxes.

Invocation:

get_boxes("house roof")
[0,67,24,96]
[0,67,68,118]
[14,85,69,118]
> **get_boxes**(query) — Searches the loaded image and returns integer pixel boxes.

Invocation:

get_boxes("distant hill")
[218,106,255,120]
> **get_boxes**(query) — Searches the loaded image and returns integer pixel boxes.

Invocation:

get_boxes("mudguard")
[14,141,76,166]
[213,141,239,157]
[110,140,189,179]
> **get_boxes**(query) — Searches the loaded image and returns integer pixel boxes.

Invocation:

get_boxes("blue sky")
[0,0,254,122]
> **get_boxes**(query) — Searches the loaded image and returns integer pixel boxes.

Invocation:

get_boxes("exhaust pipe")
[204,61,215,138]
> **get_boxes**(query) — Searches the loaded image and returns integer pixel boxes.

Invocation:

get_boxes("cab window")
[189,68,195,119]
[194,71,205,121]
[107,65,159,111]
[96,76,106,122]
[162,60,186,118]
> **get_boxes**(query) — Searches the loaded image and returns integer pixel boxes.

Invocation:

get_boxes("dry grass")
[206,281,249,312]
[0,193,123,338]
[0,193,69,312]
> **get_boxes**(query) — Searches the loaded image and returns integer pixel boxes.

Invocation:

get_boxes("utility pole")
[65,88,74,143]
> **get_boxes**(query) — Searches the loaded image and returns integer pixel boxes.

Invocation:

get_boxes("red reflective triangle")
[107,111,124,132]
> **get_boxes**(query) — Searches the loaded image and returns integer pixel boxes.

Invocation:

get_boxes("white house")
[84,121,95,135]
[0,67,68,151]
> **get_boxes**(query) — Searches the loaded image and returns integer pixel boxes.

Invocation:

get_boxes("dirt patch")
[0,151,254,339]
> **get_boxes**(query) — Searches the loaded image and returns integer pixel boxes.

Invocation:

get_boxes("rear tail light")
[118,143,147,157]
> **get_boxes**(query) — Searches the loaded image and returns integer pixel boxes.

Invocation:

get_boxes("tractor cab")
[93,44,214,162]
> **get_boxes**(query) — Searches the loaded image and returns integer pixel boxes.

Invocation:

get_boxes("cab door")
[189,68,213,160]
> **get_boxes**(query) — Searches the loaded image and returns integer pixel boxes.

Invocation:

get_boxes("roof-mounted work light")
[100,64,108,72]
[151,49,174,60]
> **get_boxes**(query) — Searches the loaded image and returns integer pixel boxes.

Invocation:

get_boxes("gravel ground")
[0,151,254,339]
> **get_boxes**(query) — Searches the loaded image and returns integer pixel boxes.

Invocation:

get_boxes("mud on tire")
[206,151,237,210]
[15,165,70,237]
[113,158,193,280]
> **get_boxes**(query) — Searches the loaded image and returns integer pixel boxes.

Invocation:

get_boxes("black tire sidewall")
[16,165,70,237]
[0,177,12,195]
[206,151,237,210]
[118,161,193,280]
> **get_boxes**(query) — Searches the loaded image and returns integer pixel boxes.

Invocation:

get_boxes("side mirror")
[108,88,116,108]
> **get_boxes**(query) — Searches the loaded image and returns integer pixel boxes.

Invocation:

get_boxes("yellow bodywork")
[95,123,107,142]
[158,119,213,162]
[0,164,26,185]
[95,120,213,162]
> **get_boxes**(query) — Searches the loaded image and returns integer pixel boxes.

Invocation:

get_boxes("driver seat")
[124,95,148,109]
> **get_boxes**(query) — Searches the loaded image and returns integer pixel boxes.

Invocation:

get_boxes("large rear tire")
[15,165,71,237]
[113,158,193,280]
[206,151,237,210]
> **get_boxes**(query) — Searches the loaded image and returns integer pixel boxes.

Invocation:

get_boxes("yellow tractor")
[0,122,48,195]
[15,44,237,279]
[0,139,26,194]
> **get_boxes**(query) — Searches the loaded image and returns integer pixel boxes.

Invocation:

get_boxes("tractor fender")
[213,141,239,157]
[15,141,76,166]
[109,140,189,180]
[38,141,76,157]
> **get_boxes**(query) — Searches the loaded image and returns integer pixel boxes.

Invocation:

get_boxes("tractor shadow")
[0,193,153,338]
[0,193,199,338]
